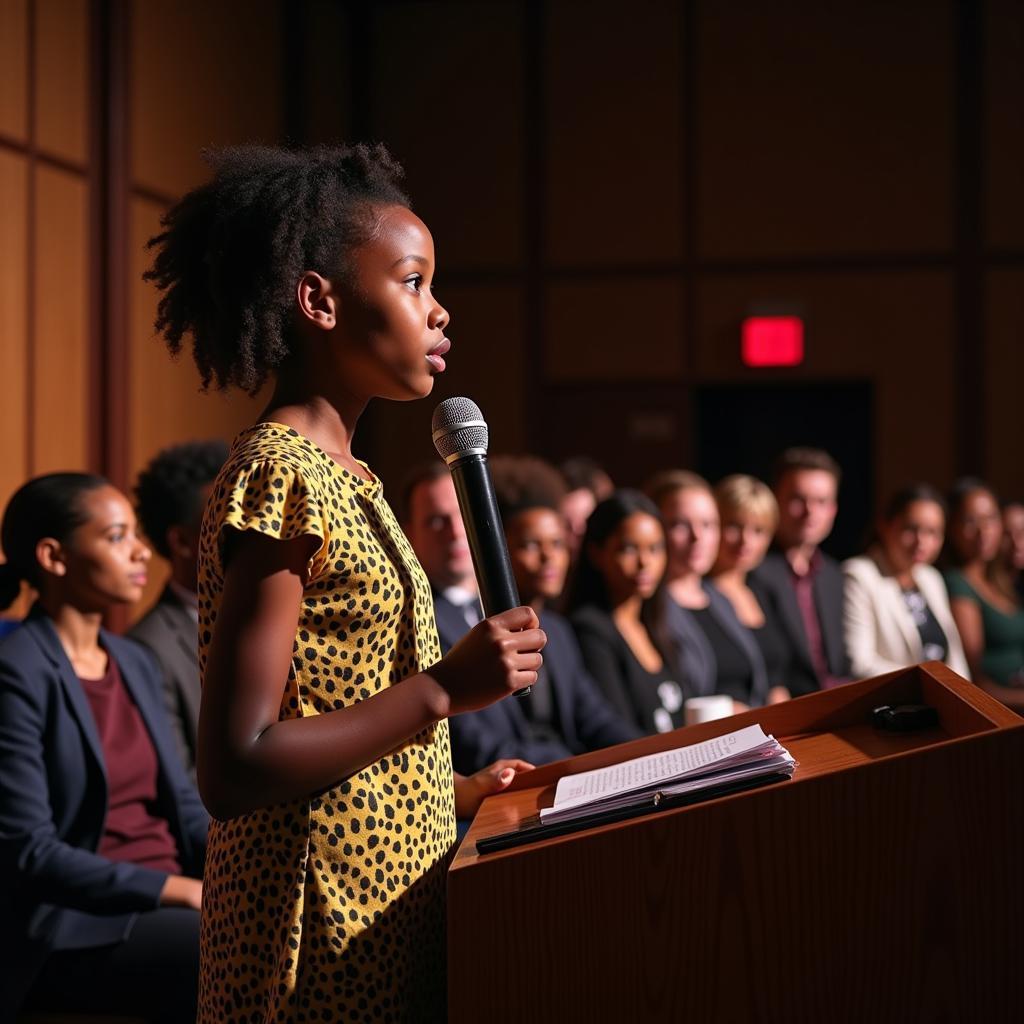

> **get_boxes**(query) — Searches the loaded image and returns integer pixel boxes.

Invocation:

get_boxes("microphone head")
[432,396,489,464]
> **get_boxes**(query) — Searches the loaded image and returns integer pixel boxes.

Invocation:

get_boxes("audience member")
[1001,500,1024,602]
[751,447,851,694]
[843,484,968,679]
[647,471,771,710]
[567,490,688,734]
[944,479,1024,707]
[0,473,208,1022]
[130,439,229,778]
[710,474,791,702]
[560,456,614,557]
[400,461,480,652]
[447,457,639,773]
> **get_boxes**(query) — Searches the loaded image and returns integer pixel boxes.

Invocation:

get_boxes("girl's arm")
[199,530,544,820]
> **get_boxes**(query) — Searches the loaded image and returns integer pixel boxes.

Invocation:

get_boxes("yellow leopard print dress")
[196,423,456,1023]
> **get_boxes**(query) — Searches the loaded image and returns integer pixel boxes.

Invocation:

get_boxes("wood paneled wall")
[3,0,1024,603]
[350,0,1024,516]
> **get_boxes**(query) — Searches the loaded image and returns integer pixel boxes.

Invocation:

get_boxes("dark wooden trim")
[680,0,697,467]
[89,0,131,490]
[129,182,177,208]
[523,0,545,452]
[433,252,970,287]
[346,0,373,141]
[282,0,308,145]
[0,131,89,176]
[953,0,986,478]
[25,0,37,477]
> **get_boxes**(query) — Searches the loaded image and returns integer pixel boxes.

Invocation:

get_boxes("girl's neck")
[263,373,368,474]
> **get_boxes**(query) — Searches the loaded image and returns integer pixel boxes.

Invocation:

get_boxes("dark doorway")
[695,381,874,561]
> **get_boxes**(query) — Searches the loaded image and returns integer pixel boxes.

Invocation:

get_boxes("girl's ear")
[36,538,67,578]
[296,271,337,331]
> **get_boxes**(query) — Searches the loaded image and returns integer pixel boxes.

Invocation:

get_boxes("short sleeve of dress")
[943,569,976,603]
[214,457,330,579]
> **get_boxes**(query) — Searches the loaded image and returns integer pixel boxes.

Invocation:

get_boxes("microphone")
[431,396,530,696]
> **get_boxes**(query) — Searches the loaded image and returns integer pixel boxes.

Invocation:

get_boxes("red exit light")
[742,316,804,367]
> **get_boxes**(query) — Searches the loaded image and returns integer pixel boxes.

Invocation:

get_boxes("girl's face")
[55,486,151,610]
[717,510,774,575]
[660,488,720,579]
[950,489,1003,565]
[333,205,451,401]
[591,512,666,605]
[879,500,945,573]
[507,508,570,605]
[1002,503,1024,572]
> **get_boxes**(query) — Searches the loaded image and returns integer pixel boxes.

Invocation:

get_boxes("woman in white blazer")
[843,484,970,679]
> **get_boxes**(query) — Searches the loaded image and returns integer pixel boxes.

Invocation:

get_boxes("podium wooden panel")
[448,664,1024,1023]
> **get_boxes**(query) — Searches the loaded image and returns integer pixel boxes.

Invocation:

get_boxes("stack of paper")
[539,724,796,825]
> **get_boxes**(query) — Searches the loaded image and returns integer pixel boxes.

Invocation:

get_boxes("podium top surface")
[452,662,1023,870]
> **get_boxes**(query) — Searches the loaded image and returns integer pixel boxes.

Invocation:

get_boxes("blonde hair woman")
[645,471,771,710]
[710,476,790,704]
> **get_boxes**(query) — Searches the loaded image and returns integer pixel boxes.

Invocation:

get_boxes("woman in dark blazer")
[646,471,771,709]
[0,473,208,1022]
[567,490,690,735]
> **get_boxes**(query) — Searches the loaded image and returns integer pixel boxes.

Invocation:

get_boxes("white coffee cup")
[684,695,734,726]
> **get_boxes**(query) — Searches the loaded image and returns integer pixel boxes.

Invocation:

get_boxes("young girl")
[0,474,208,1021]
[146,144,544,1022]
[565,490,687,735]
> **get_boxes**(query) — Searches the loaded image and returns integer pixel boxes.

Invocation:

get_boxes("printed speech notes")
[539,724,796,825]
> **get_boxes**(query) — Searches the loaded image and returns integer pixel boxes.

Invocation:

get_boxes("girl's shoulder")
[227,422,332,475]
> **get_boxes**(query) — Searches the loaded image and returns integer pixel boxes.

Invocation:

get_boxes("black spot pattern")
[196,423,456,1023]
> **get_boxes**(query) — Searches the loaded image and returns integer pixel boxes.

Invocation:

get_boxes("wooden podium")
[448,664,1024,1023]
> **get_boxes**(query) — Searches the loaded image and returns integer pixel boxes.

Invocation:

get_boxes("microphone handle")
[448,453,531,696]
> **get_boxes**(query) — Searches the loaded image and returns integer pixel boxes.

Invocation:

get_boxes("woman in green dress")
[944,478,1024,709]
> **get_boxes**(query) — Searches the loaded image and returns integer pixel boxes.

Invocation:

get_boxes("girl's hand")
[431,607,546,715]
[453,759,534,819]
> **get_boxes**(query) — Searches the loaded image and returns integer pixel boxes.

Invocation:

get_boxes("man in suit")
[130,440,228,779]
[401,461,483,653]
[750,447,852,696]
[403,457,639,773]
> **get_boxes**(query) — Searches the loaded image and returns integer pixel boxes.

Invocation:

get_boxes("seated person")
[559,455,614,560]
[0,473,208,1022]
[709,474,791,703]
[131,439,228,779]
[843,484,968,679]
[567,490,689,735]
[401,461,481,652]
[646,471,772,710]
[750,447,851,694]
[1001,499,1024,603]
[944,479,1024,709]
[448,457,640,774]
